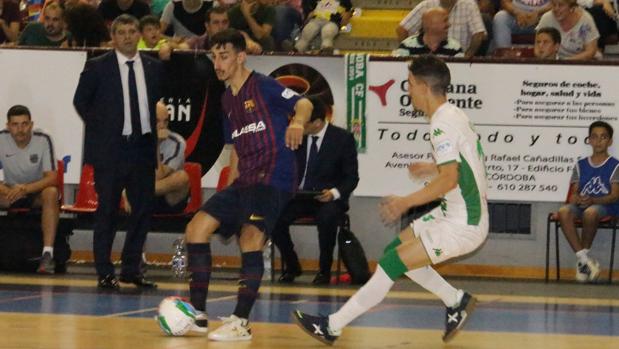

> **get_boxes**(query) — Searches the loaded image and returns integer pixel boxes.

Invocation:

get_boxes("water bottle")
[263,239,272,281]
[171,238,187,279]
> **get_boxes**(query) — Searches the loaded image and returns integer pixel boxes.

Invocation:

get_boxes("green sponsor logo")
[433,248,443,257]
[433,128,444,137]
[422,214,435,222]
[440,199,447,216]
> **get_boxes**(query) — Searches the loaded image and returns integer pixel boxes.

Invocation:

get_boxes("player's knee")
[41,186,59,205]
[239,226,265,252]
[177,170,189,186]
[558,205,574,219]
[582,206,601,221]
[378,248,408,281]
[185,213,214,243]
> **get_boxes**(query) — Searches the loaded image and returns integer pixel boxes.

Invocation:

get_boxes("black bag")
[338,228,370,284]
[0,214,72,273]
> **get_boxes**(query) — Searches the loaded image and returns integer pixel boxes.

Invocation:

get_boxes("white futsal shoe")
[576,259,600,283]
[208,315,252,341]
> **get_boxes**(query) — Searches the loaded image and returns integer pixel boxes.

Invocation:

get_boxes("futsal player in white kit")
[294,54,489,344]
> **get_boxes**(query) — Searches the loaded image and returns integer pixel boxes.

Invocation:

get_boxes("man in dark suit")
[272,96,359,284]
[73,14,163,290]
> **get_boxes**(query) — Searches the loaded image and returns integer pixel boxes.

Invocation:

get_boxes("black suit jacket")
[73,50,163,168]
[297,124,359,206]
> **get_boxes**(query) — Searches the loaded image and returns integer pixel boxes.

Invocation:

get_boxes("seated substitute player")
[0,105,59,274]
[183,29,313,341]
[294,55,489,344]
[558,121,619,282]
[124,101,189,214]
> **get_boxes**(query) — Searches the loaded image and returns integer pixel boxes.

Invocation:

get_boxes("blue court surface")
[1,271,618,340]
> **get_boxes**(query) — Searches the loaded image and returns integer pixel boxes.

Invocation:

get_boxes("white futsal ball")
[156,296,197,336]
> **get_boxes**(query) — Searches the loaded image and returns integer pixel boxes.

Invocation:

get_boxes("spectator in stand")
[0,105,59,274]
[492,0,551,50]
[138,15,188,60]
[536,0,600,60]
[228,0,276,50]
[577,0,618,49]
[65,2,111,47]
[98,0,151,26]
[272,0,302,50]
[160,0,213,39]
[533,26,560,58]
[19,2,71,47]
[396,0,488,58]
[139,15,168,48]
[393,7,464,57]
[187,6,262,52]
[0,0,21,44]
[151,0,170,16]
[294,0,352,54]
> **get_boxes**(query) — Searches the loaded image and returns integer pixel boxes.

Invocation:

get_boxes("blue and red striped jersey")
[222,71,301,192]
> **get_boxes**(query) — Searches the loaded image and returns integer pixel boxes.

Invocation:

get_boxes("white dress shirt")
[115,51,152,136]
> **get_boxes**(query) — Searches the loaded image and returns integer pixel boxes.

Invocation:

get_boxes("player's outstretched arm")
[380,162,458,225]
[285,97,313,150]
[408,161,438,180]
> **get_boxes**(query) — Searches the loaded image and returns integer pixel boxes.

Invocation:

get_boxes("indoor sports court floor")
[0,266,617,349]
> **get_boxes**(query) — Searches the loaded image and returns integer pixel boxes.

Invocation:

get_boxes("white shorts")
[411,207,488,264]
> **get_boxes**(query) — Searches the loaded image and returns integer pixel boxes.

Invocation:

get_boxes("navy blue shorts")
[10,194,37,209]
[201,184,293,239]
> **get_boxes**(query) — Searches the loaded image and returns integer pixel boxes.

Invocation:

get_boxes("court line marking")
[0,294,43,304]
[1,275,618,307]
[103,295,238,317]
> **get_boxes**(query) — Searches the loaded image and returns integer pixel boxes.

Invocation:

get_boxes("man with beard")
[19,2,70,47]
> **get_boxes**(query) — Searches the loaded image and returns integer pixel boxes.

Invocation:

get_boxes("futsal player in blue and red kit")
[183,28,313,341]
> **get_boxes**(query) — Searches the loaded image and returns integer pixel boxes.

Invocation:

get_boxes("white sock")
[42,246,54,258]
[329,266,394,332]
[576,249,589,264]
[405,266,460,307]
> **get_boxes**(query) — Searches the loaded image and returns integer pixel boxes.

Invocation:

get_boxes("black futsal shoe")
[97,274,120,291]
[443,291,477,342]
[119,274,158,289]
[292,310,340,345]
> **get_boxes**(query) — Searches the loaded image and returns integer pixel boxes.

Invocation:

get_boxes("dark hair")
[44,2,64,14]
[7,105,31,121]
[307,95,327,122]
[589,121,613,138]
[111,14,139,34]
[536,27,561,44]
[408,55,450,95]
[210,28,246,52]
[139,15,160,32]
[205,6,228,23]
[64,3,110,47]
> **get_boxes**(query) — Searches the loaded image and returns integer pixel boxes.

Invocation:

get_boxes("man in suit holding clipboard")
[73,14,163,290]
[272,96,359,284]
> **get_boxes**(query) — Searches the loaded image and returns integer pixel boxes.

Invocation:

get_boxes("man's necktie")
[303,135,319,190]
[126,60,142,137]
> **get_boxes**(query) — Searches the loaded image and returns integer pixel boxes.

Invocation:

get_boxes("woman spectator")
[160,0,213,38]
[536,0,600,59]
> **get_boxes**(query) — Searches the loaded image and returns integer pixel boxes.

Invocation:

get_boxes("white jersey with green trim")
[429,102,488,227]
